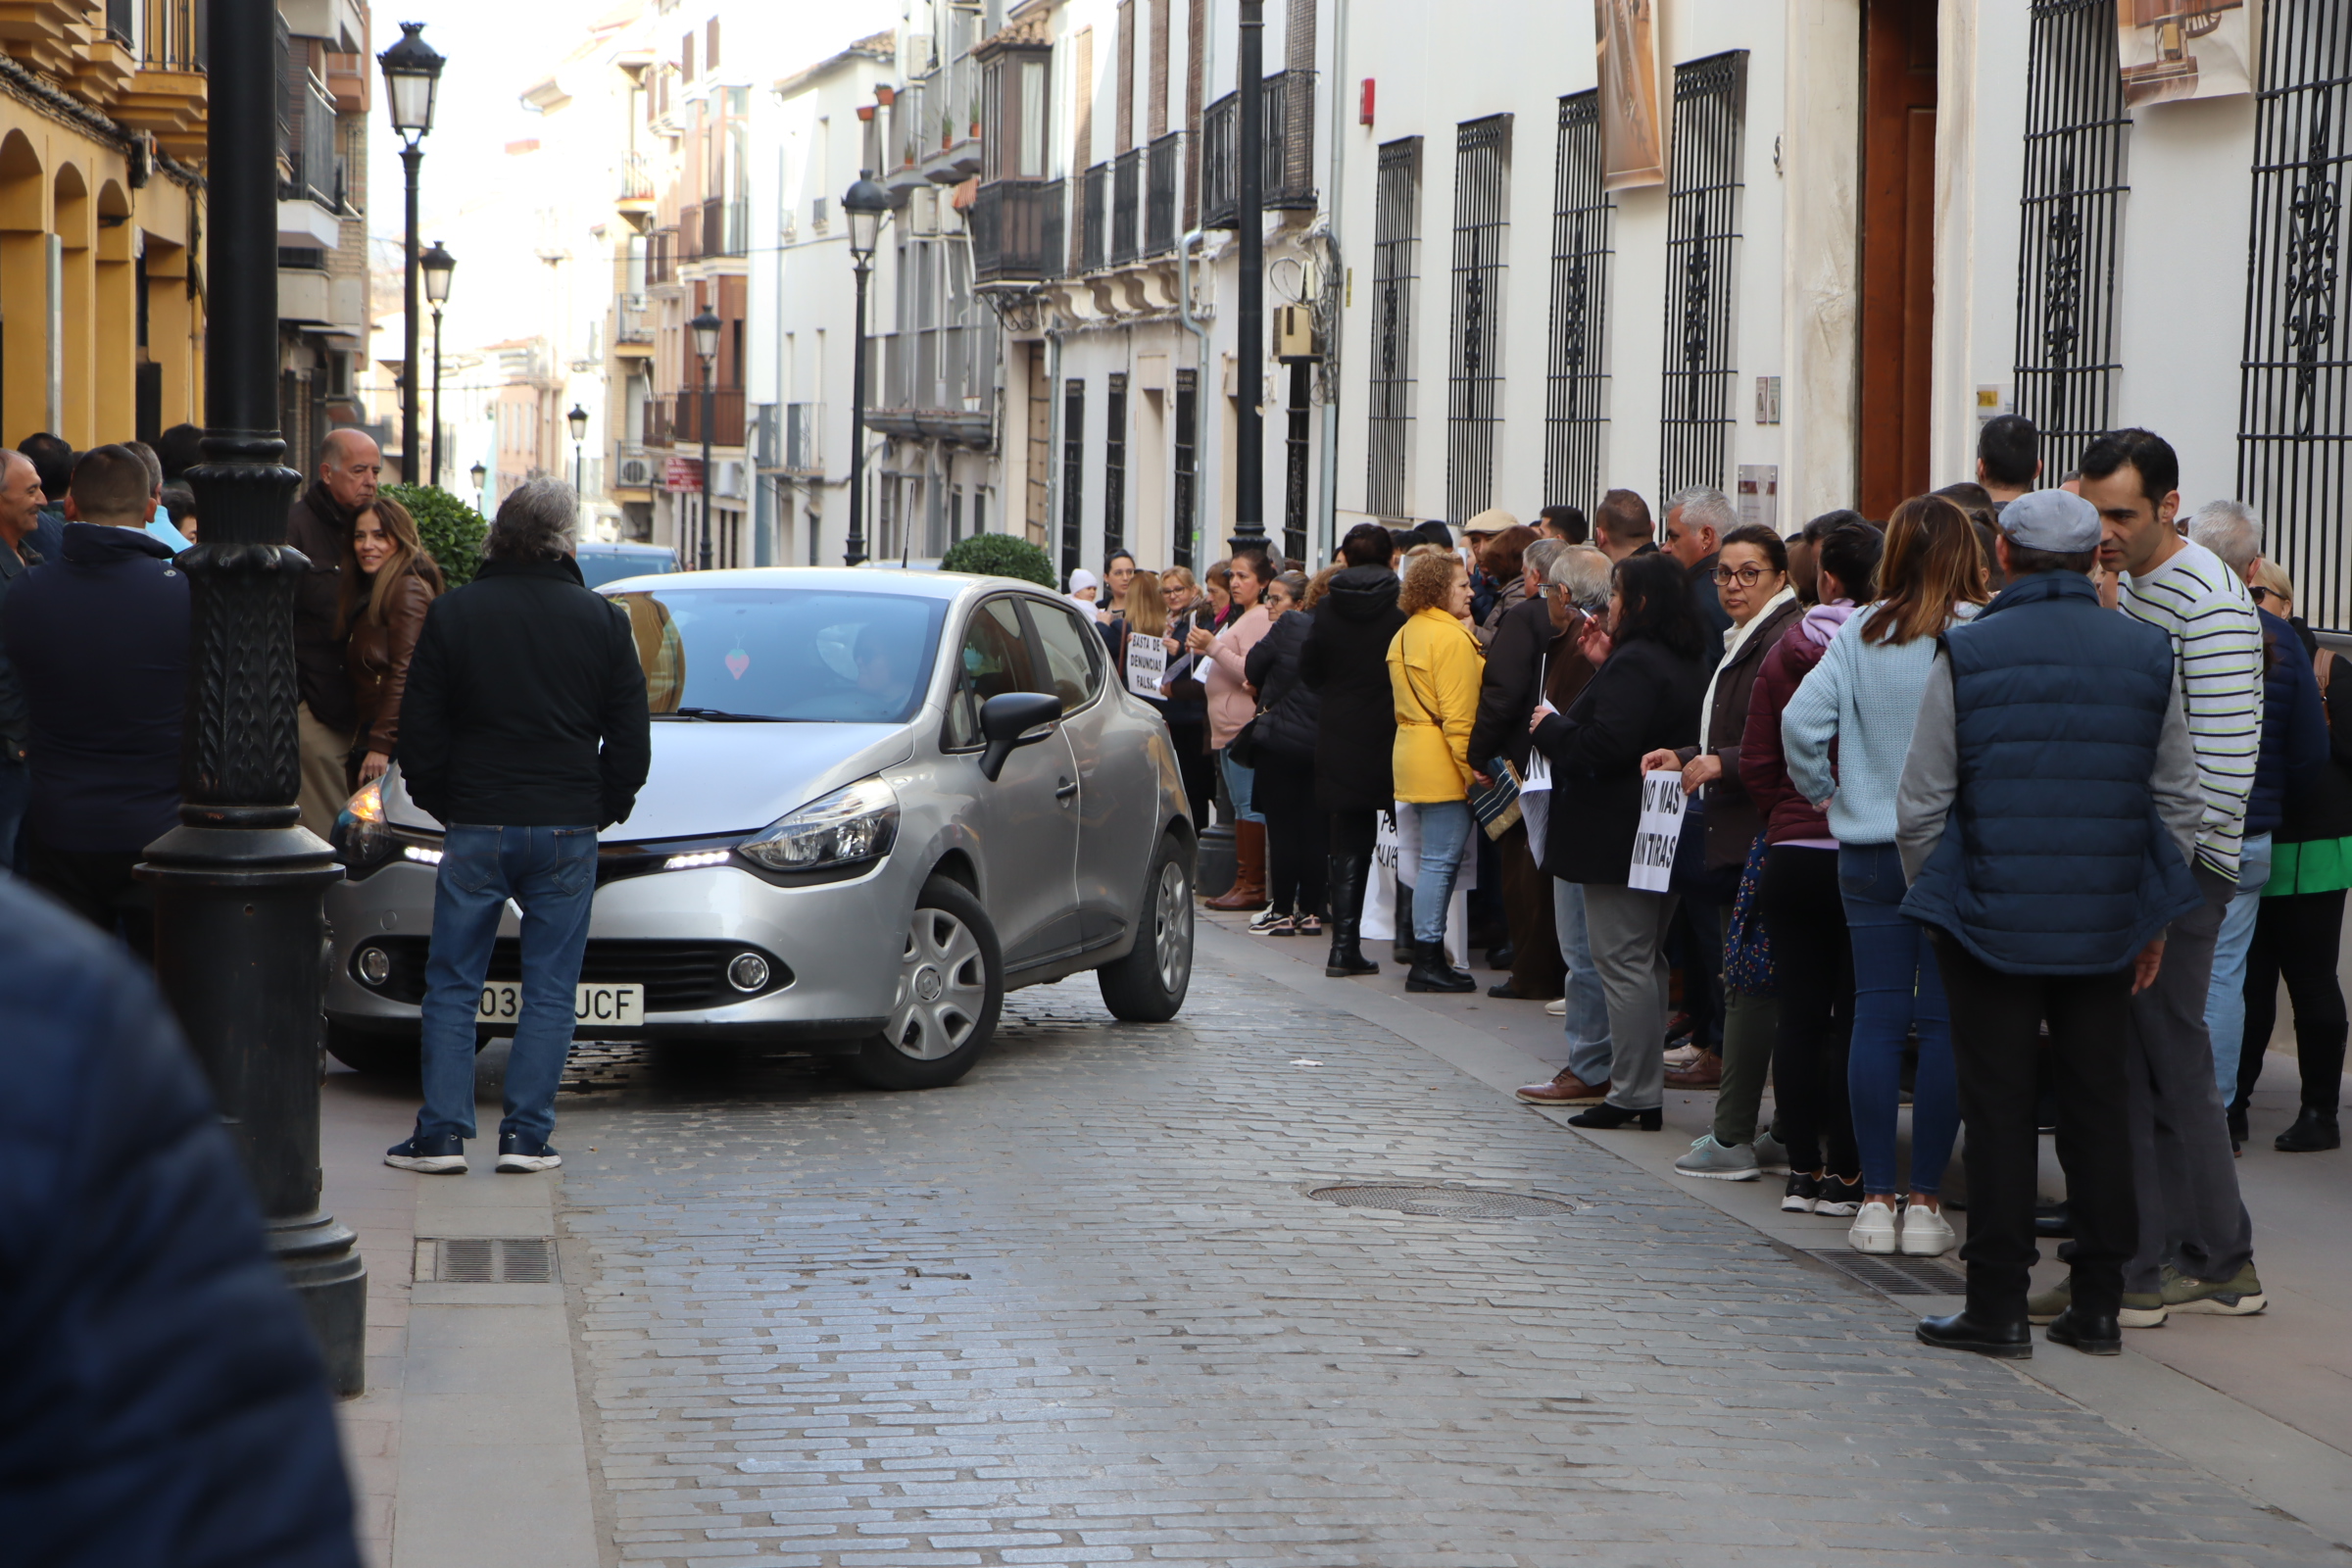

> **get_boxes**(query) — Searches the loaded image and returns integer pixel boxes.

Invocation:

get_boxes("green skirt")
[2266,835,2352,897]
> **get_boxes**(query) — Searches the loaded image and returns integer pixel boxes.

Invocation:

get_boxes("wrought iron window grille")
[1545,90,1613,516]
[1658,51,1748,504]
[1367,137,1424,520]
[1104,373,1129,556]
[1446,114,1513,525]
[1173,368,1200,569]
[1061,378,1086,582]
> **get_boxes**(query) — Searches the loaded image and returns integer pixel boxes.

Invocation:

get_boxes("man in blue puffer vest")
[1895,488,2206,1360]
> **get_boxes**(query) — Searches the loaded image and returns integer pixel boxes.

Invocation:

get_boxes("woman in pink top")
[1192,553,1277,910]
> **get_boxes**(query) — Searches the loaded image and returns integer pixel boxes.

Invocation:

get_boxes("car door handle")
[1054,779,1079,803]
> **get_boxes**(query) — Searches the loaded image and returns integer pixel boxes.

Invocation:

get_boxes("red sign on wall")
[663,456,704,492]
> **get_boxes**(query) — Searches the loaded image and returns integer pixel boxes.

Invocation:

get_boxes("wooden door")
[1857,0,1938,519]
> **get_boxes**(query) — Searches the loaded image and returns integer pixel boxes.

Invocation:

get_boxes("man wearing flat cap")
[1893,488,2207,1361]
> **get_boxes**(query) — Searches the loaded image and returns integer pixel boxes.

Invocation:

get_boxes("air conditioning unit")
[908,186,939,235]
[713,460,746,499]
[1274,304,1320,363]
[617,456,654,487]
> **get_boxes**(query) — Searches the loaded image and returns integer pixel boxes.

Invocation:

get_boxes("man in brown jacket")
[287,428,380,838]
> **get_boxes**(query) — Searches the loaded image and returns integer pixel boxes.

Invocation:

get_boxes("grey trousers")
[1582,881,1679,1112]
[2123,863,2257,1294]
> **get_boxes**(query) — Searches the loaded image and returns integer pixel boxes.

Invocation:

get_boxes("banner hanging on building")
[2118,0,2257,107]
[1593,0,1666,189]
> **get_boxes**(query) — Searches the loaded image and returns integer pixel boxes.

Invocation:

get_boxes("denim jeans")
[1411,799,1473,951]
[1219,748,1262,825]
[416,823,599,1145]
[2205,831,2273,1099]
[1552,879,1614,1086]
[1838,842,1957,1197]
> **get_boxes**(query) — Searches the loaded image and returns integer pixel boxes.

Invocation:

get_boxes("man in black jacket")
[1300,522,1407,976]
[387,479,651,1176]
[0,450,44,870]
[288,428,381,840]
[1469,538,1570,1002]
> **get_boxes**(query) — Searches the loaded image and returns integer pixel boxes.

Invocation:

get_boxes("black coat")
[399,557,653,829]
[1245,611,1319,760]
[1299,565,1405,811]
[288,482,359,733]
[1467,594,1559,774]
[2283,621,2352,847]
[1532,635,1707,886]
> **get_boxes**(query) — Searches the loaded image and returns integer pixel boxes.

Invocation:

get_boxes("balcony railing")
[1110,148,1142,267]
[784,403,822,475]
[648,228,676,285]
[1080,162,1108,272]
[1201,69,1317,228]
[971,178,1063,283]
[614,293,653,346]
[1146,131,1182,256]
[618,152,654,204]
[867,327,996,448]
[649,388,749,448]
[140,0,204,68]
[283,77,339,211]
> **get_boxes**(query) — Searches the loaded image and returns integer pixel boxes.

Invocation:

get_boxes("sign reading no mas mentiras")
[1628,769,1687,893]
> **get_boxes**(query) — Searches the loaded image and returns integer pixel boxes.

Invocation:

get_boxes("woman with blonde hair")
[1782,494,1987,1254]
[1157,566,1218,827]
[340,493,445,786]
[1388,550,1486,991]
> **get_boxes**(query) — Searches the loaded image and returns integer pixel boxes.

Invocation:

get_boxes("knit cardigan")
[1781,604,1961,847]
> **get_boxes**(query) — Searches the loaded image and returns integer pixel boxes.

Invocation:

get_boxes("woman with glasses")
[1640,524,1802,1178]
[1783,498,1987,1254]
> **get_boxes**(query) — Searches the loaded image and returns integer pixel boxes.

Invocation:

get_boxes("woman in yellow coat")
[1387,549,1486,993]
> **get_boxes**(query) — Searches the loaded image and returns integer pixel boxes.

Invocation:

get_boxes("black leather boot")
[1404,954,1476,993]
[2276,1106,2342,1152]
[1392,882,1417,965]
[1324,854,1378,977]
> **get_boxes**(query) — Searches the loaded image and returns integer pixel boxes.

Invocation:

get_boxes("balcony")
[612,441,656,494]
[612,293,653,358]
[1145,132,1182,257]
[1079,162,1108,273]
[1109,148,1141,268]
[696,196,748,261]
[783,403,822,476]
[867,321,995,448]
[1201,69,1317,228]
[919,53,983,184]
[281,76,342,213]
[322,48,367,114]
[649,388,749,449]
[0,2,86,77]
[971,178,1063,284]
[617,152,655,232]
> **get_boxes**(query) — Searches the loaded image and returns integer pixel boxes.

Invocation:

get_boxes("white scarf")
[1699,586,1798,754]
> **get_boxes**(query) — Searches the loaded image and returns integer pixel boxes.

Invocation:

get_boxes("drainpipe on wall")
[1315,0,1348,564]
[1177,226,1211,566]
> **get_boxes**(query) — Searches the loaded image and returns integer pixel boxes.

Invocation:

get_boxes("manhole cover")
[1812,1250,1964,1298]
[1307,1184,1577,1218]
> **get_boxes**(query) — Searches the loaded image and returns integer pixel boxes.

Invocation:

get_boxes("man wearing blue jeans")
[385,479,650,1175]
[1515,880,1615,1104]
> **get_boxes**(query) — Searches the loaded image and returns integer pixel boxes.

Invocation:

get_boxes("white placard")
[1628,769,1687,892]
[1361,810,1401,942]
[1124,632,1168,699]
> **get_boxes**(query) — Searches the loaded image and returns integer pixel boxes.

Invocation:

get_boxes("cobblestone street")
[533,944,2344,1568]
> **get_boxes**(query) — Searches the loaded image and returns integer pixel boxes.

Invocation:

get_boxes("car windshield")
[576,549,679,590]
[608,586,948,724]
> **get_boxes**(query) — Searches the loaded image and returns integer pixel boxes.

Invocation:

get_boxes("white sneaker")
[1898,1202,1956,1257]
[1663,1042,1704,1071]
[1848,1200,1899,1255]
[1544,998,1566,1016]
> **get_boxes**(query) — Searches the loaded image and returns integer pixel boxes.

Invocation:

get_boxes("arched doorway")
[0,131,43,444]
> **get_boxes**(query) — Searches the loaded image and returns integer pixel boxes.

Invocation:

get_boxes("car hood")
[386,720,916,840]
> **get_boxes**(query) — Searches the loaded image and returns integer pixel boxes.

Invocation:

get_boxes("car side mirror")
[978,691,1063,782]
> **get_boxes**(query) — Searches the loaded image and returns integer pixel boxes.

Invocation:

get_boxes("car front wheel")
[847,875,1004,1090]
[1097,834,1194,1023]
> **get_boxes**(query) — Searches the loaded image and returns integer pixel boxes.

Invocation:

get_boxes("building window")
[1061,378,1086,581]
[680,31,694,84]
[1545,89,1612,516]
[1446,113,1512,524]
[2240,0,2352,630]
[1173,368,1199,568]
[1658,50,1748,503]
[1367,136,1423,519]
[1103,372,1128,555]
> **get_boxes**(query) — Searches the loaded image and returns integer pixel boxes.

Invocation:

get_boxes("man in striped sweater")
[2070,428,2266,1326]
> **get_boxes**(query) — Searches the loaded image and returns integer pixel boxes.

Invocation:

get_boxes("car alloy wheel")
[1152,858,1193,997]
[887,905,989,1060]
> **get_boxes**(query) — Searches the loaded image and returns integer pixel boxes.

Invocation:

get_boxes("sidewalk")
[1198,906,2352,1546]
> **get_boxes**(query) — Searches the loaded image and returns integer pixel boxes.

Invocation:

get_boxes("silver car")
[324,566,1197,1089]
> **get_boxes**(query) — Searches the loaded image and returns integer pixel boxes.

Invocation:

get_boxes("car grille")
[355,936,789,1012]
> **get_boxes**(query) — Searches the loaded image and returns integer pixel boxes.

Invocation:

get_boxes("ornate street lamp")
[142,0,367,1395]
[468,459,487,510]
[567,403,589,496]
[690,307,720,571]
[379,22,445,484]
[842,175,890,567]
[421,240,454,487]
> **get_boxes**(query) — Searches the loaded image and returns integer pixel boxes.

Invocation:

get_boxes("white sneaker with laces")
[1848,1200,1899,1255]
[1898,1202,1956,1257]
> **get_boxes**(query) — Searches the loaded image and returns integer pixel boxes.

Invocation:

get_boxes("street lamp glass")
[689,309,722,363]
[843,177,890,261]
[420,240,456,306]
[377,23,446,138]
[568,405,590,442]
[468,461,486,490]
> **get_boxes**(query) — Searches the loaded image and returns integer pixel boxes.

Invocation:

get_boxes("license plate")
[475,982,645,1027]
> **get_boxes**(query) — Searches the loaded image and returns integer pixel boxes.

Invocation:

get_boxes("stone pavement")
[490,933,2349,1568]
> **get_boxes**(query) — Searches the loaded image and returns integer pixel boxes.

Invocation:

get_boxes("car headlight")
[738,777,899,872]
[333,778,392,869]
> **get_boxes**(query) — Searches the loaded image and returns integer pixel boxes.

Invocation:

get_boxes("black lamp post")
[421,239,454,488]
[469,459,486,512]
[140,0,366,1396]
[568,403,589,498]
[689,308,720,570]
[1230,0,1266,560]
[379,22,444,485]
[842,175,889,567]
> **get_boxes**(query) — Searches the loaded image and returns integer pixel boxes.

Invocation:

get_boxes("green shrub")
[938,532,1055,588]
[383,483,488,589]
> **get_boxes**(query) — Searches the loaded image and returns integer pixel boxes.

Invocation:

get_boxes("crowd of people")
[1112,416,2347,1358]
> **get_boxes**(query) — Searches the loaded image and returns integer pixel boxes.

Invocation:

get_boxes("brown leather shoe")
[1516,1069,1605,1106]
[1665,1054,1723,1091]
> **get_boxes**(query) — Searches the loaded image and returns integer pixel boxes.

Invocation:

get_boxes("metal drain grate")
[421,1238,559,1284]
[1307,1184,1578,1218]
[1813,1250,1964,1298]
